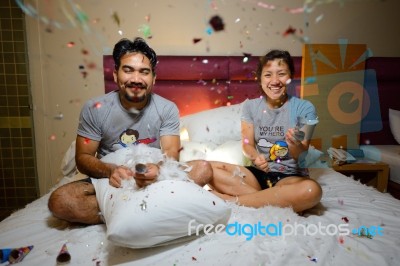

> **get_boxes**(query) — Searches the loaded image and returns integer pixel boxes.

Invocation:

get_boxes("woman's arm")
[241,121,268,171]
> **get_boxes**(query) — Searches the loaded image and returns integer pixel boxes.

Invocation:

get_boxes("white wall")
[24,0,400,194]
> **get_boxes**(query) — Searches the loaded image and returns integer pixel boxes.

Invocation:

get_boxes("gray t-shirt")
[241,96,317,175]
[77,91,180,158]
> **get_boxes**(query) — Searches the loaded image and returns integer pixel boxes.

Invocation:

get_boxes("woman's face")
[260,58,291,106]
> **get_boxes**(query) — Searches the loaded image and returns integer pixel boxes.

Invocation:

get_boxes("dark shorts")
[75,177,92,184]
[245,166,303,190]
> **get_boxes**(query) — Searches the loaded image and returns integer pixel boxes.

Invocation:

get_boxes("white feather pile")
[101,144,192,189]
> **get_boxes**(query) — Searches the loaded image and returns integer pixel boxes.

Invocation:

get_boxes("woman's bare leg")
[225,177,322,212]
[208,161,261,195]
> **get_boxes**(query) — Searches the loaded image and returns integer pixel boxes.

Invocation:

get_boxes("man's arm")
[159,135,180,160]
[75,135,117,178]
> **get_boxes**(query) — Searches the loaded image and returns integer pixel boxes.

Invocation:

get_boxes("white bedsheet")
[361,145,400,184]
[1,167,400,266]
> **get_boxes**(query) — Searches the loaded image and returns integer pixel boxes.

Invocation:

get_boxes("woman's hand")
[285,128,307,160]
[253,154,269,172]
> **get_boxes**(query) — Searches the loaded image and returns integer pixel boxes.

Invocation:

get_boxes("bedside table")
[332,160,389,192]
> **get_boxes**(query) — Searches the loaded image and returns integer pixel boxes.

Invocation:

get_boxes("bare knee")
[187,160,213,186]
[48,182,101,224]
[298,179,322,209]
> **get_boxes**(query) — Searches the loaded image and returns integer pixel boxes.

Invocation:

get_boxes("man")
[48,37,212,224]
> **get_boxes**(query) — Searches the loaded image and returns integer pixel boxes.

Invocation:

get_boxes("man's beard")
[122,83,147,103]
[125,92,147,103]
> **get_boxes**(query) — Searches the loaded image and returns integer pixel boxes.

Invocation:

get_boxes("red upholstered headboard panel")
[103,55,302,117]
[103,55,400,145]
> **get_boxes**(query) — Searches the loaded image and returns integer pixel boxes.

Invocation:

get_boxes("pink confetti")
[93,102,102,109]
[286,7,304,14]
[257,2,276,10]
[67,42,75,48]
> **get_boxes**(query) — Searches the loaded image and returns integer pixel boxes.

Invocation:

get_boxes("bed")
[1,103,400,266]
[2,55,400,266]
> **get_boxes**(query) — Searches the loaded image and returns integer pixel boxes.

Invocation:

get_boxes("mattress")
[1,167,400,266]
[360,145,400,184]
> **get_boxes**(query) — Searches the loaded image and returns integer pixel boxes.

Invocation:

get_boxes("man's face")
[113,52,155,104]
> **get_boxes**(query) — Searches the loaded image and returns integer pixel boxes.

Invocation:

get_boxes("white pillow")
[179,141,217,162]
[206,140,246,165]
[61,140,77,177]
[389,108,400,144]
[180,103,243,146]
[93,179,231,248]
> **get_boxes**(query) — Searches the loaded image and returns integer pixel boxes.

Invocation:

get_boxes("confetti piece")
[209,15,224,31]
[315,14,324,23]
[54,112,64,120]
[286,7,304,14]
[307,256,318,262]
[140,200,147,210]
[145,14,151,22]
[84,138,90,144]
[242,53,252,63]
[282,26,296,37]
[138,24,152,39]
[49,134,56,141]
[193,38,202,44]
[342,217,349,223]
[93,102,102,109]
[257,2,276,10]
[111,12,120,26]
[67,42,75,48]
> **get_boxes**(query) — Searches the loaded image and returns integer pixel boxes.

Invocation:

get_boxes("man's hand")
[134,163,160,188]
[109,166,134,188]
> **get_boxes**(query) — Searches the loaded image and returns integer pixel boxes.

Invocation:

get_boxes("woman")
[209,50,322,213]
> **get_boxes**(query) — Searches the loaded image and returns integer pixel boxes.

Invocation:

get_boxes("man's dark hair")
[112,37,157,74]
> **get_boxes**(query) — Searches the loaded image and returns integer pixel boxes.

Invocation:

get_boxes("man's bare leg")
[48,181,103,224]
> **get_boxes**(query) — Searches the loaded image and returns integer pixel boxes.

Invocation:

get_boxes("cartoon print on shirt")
[114,128,157,148]
[116,129,139,148]
[269,140,288,161]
